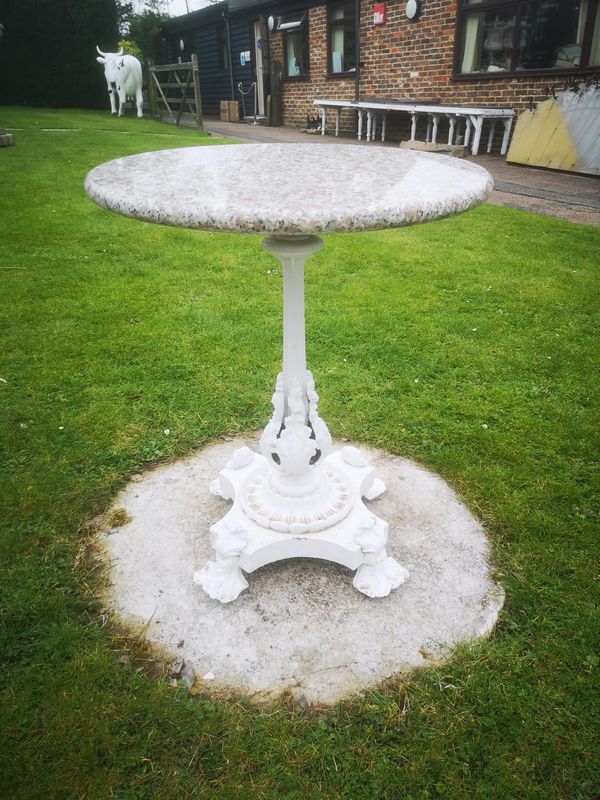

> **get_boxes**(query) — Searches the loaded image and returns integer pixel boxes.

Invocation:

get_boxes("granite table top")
[84,143,493,235]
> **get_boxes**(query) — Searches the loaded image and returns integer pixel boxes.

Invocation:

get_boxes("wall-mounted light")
[405,0,421,21]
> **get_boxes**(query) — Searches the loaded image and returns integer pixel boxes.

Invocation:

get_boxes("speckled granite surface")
[85,143,493,234]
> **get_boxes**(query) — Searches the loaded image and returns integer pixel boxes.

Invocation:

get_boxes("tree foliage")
[129,10,170,63]
[118,39,143,60]
[116,1,135,37]
[116,1,170,65]
[0,0,120,108]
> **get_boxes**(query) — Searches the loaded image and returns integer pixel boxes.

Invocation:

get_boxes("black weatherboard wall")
[161,3,255,118]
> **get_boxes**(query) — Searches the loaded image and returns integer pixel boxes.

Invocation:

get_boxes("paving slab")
[101,436,504,704]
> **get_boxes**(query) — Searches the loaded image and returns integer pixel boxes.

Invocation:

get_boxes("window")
[280,13,309,78]
[217,22,229,71]
[456,0,600,75]
[328,1,356,75]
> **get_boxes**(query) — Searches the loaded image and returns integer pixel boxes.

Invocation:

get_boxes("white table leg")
[366,111,373,142]
[447,115,456,145]
[501,117,514,155]
[194,234,409,603]
[372,113,378,143]
[470,115,484,155]
[357,109,363,141]
[431,114,439,145]
[487,120,497,154]
[381,111,387,142]
[410,112,418,141]
[335,108,340,137]
[464,117,472,149]
[321,106,326,136]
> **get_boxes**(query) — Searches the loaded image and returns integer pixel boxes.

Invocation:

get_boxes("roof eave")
[160,1,228,31]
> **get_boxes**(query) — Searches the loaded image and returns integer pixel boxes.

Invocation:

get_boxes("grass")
[0,106,598,800]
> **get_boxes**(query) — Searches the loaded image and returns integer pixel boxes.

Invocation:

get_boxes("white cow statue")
[96,46,143,117]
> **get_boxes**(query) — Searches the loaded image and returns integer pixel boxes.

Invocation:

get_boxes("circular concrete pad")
[102,436,504,703]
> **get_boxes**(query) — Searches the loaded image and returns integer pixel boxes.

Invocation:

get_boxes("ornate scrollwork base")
[194,233,409,603]
[195,436,409,603]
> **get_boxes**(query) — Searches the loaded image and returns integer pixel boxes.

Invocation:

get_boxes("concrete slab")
[399,140,467,157]
[101,436,504,704]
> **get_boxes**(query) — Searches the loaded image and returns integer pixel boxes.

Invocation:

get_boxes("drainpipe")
[224,12,235,100]
[354,0,361,102]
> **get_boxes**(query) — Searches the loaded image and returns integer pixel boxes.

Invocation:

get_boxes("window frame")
[453,0,600,80]
[327,0,357,78]
[281,12,310,81]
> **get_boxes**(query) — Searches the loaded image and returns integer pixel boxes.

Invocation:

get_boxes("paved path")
[205,118,600,226]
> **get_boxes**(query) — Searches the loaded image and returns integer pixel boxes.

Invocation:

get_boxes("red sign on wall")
[373,2,386,25]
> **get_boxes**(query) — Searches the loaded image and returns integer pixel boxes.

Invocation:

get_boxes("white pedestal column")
[194,235,409,603]
[264,235,316,416]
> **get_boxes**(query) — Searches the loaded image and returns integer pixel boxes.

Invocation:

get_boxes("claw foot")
[363,477,386,501]
[209,477,231,500]
[194,559,248,603]
[353,557,409,598]
[195,520,249,603]
[353,514,409,598]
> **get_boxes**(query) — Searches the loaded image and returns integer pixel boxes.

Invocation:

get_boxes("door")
[253,19,268,118]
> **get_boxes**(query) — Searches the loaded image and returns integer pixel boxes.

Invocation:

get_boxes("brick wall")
[272,0,582,140]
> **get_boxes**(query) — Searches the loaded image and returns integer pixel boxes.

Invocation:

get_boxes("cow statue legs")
[135,86,143,118]
[116,87,144,118]
[117,89,126,117]
[108,86,118,115]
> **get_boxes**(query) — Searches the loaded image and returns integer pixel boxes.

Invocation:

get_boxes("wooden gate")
[146,54,203,131]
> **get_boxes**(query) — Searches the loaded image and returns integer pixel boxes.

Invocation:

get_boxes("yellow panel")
[507,98,579,172]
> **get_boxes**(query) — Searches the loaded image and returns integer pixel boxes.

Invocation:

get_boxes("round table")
[85,143,492,603]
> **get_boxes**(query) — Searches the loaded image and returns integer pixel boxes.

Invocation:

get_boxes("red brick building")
[162,0,600,141]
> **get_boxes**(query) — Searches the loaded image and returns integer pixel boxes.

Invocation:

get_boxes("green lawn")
[0,107,598,800]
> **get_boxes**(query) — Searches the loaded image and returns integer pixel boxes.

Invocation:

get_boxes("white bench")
[313,99,515,156]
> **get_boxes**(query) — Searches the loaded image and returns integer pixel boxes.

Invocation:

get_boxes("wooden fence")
[146,54,203,131]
